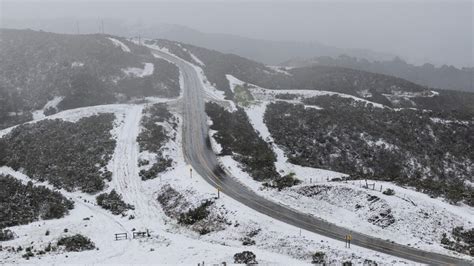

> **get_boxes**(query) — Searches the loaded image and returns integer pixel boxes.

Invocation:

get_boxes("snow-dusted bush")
[178,200,213,226]
[265,98,473,205]
[382,188,395,196]
[137,103,175,180]
[206,103,281,183]
[57,234,95,252]
[157,185,229,235]
[0,175,74,229]
[441,226,474,255]
[2,114,116,193]
[263,172,301,191]
[233,251,258,264]
[96,189,134,215]
[0,229,14,241]
[311,251,326,264]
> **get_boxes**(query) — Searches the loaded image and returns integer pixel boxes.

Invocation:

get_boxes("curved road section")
[153,49,469,265]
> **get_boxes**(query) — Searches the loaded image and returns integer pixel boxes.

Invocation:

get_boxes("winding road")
[152,49,470,265]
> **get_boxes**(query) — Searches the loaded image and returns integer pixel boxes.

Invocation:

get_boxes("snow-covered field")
[203,75,474,261]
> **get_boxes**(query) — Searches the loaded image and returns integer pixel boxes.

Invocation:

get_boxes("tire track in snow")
[109,105,162,229]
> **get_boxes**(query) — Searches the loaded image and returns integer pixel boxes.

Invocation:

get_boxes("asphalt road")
[153,49,470,265]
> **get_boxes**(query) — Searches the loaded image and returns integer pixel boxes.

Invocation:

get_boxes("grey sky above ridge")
[1,0,472,67]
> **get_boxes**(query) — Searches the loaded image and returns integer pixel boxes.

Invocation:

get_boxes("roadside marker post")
[345,234,352,248]
[190,168,193,178]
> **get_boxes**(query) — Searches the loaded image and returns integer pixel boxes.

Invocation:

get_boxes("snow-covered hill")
[0,99,411,264]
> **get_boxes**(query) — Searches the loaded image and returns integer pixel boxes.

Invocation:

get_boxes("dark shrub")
[206,102,279,182]
[0,175,74,229]
[382,188,395,196]
[234,251,258,264]
[0,229,15,241]
[311,251,326,264]
[96,189,134,215]
[2,114,116,193]
[178,200,213,225]
[57,234,95,252]
[139,158,173,180]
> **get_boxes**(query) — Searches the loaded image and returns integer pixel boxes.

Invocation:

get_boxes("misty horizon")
[1,0,473,68]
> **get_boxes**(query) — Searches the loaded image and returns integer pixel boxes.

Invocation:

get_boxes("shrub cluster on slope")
[206,102,279,182]
[117,58,181,99]
[57,234,95,252]
[0,175,74,229]
[137,103,176,180]
[1,114,116,193]
[0,30,147,125]
[0,30,183,130]
[441,226,474,256]
[96,189,134,215]
[157,185,229,235]
[265,97,473,204]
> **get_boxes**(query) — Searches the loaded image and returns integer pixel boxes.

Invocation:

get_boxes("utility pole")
[101,19,105,34]
[76,21,80,35]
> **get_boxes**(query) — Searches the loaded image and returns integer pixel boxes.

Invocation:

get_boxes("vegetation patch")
[382,188,395,196]
[178,200,213,226]
[311,251,326,264]
[117,58,181,99]
[0,175,74,229]
[157,185,229,235]
[263,172,302,191]
[57,234,95,252]
[137,103,176,180]
[265,97,473,205]
[1,114,116,193]
[233,251,258,264]
[441,226,473,256]
[206,102,281,183]
[233,84,255,107]
[0,229,15,241]
[96,189,134,215]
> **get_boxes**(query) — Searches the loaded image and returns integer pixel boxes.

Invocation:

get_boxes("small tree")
[311,251,326,264]
[234,251,258,264]
[0,229,14,241]
[382,188,395,196]
[57,234,95,252]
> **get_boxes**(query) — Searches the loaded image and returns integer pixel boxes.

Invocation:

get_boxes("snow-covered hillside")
[0,99,411,264]
[203,75,474,261]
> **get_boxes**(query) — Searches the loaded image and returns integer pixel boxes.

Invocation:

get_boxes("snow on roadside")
[31,96,64,120]
[122,63,154,78]
[107,37,131,52]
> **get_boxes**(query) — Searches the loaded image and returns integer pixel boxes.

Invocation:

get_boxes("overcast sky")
[1,0,472,67]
